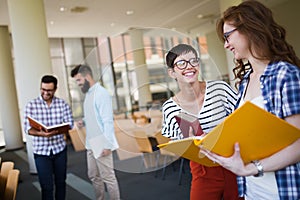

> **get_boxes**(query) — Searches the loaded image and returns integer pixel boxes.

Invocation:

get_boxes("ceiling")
[0,0,288,38]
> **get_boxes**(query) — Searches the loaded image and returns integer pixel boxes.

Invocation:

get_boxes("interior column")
[0,26,24,150]
[128,28,152,110]
[7,0,52,173]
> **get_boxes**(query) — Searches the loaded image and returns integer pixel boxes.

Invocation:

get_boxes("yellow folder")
[158,101,300,167]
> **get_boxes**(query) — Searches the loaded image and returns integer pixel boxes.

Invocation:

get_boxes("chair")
[68,126,86,152]
[133,110,162,119]
[114,119,160,171]
[153,133,186,185]
[114,120,142,160]
[114,121,157,173]
[153,133,176,177]
[133,130,157,170]
[3,169,20,200]
[133,130,153,153]
[0,161,14,197]
[153,132,170,144]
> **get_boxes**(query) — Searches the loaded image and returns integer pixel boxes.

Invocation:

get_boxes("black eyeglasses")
[173,58,200,70]
[223,28,237,43]
[41,88,55,93]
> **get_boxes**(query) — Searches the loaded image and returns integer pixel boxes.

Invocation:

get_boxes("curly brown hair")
[216,0,300,87]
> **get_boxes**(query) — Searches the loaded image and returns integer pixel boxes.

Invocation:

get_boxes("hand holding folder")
[158,102,300,167]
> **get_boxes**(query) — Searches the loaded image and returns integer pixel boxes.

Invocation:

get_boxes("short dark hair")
[70,64,93,78]
[166,44,198,68]
[41,75,57,89]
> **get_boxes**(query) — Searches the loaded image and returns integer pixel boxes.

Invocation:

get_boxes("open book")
[28,116,71,134]
[175,112,204,138]
[158,101,300,167]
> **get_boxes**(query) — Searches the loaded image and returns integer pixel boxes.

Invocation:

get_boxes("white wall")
[272,0,300,56]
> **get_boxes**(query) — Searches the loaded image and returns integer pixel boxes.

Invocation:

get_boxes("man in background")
[71,64,120,200]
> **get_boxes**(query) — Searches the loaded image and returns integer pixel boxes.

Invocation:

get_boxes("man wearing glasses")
[24,75,74,200]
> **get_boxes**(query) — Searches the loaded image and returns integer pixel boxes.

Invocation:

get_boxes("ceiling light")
[60,6,66,12]
[50,21,54,25]
[110,23,115,27]
[126,10,134,15]
[197,14,204,19]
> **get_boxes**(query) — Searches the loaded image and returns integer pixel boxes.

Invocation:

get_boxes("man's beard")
[81,79,90,93]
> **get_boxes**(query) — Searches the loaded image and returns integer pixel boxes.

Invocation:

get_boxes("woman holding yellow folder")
[162,43,241,200]
[201,1,300,200]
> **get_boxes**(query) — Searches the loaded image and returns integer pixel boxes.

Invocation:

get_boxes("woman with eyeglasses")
[161,44,242,200]
[200,1,300,200]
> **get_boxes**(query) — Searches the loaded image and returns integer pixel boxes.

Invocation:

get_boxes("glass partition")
[50,28,220,118]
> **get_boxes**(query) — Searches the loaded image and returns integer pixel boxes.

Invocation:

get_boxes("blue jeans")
[34,147,67,200]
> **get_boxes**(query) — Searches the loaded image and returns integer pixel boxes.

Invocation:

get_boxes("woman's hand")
[200,142,254,176]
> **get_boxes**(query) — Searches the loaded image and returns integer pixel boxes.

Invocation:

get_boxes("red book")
[28,116,71,134]
[174,112,204,138]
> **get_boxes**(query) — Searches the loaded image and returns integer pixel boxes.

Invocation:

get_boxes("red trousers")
[190,161,243,200]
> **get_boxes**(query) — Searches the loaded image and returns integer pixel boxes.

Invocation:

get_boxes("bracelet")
[251,160,264,177]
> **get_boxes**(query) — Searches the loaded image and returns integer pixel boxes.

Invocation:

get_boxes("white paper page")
[88,134,108,159]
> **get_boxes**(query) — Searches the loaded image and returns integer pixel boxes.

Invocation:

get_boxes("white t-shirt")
[239,96,279,200]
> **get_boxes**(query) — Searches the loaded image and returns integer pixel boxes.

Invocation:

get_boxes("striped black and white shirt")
[162,80,238,140]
